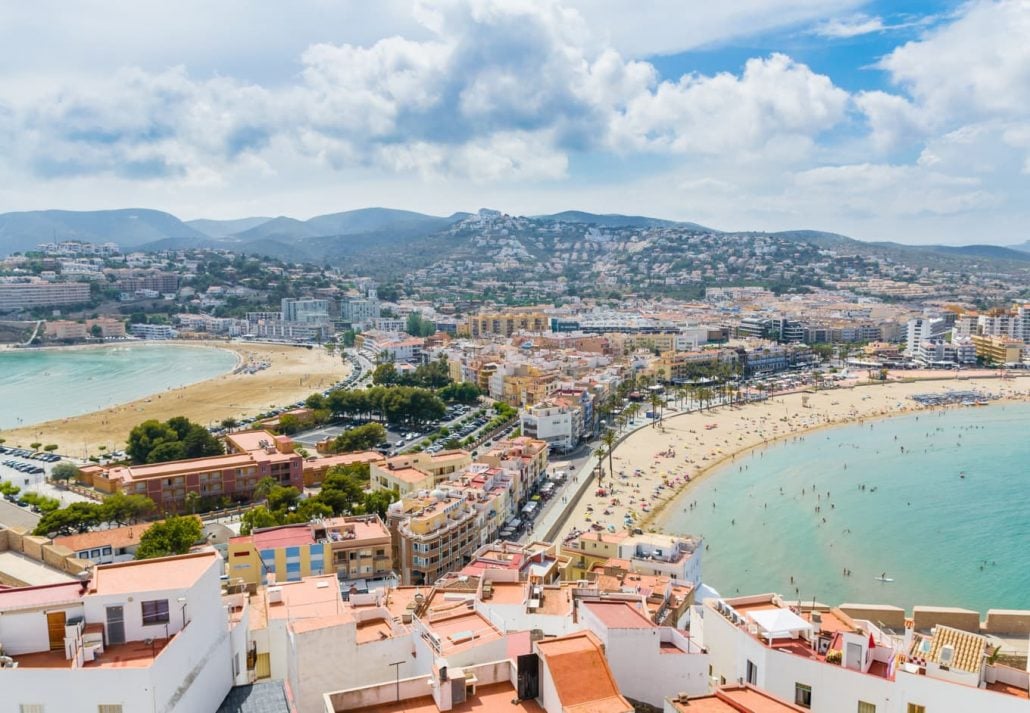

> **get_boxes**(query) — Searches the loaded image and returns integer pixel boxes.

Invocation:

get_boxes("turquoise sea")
[656,403,1030,612]
[0,345,238,430]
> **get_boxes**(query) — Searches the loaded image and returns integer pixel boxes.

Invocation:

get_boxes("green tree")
[266,485,300,513]
[220,417,239,433]
[43,444,59,453]
[100,493,156,526]
[135,516,203,559]
[240,505,281,535]
[90,324,103,338]
[600,429,617,481]
[34,502,102,536]
[361,489,397,518]
[372,362,399,385]
[50,461,81,486]
[30,441,42,451]
[331,423,387,453]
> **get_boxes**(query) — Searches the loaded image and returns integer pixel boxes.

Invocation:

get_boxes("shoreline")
[0,340,349,455]
[555,374,1030,544]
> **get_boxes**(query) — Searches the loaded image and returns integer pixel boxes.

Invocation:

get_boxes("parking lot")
[0,446,93,518]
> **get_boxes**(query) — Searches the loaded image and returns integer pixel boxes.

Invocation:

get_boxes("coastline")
[0,340,349,455]
[556,374,1030,543]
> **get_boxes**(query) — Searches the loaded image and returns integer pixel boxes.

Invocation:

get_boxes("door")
[516,653,539,701]
[46,611,67,651]
[106,605,125,645]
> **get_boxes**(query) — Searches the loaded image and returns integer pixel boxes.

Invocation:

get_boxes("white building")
[694,593,1030,713]
[904,318,948,356]
[0,550,246,713]
[129,323,178,339]
[520,399,582,451]
[617,532,704,588]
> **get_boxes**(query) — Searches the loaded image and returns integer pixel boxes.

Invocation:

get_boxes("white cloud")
[609,53,848,159]
[878,0,1030,124]
[812,14,885,38]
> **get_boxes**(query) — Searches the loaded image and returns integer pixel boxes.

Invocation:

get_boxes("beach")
[559,374,1030,543]
[0,341,350,455]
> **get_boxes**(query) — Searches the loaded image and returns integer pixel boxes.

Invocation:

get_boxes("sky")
[0,0,1028,245]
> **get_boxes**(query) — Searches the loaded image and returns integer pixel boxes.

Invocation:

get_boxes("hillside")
[0,209,205,254]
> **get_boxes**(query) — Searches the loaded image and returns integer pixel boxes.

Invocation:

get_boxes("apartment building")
[117,272,180,294]
[520,398,583,451]
[0,550,246,713]
[227,515,392,587]
[0,280,91,311]
[697,593,1030,713]
[464,309,551,338]
[129,323,178,339]
[370,450,472,495]
[478,436,549,508]
[651,348,739,383]
[387,472,511,585]
[616,532,704,587]
[971,334,1025,365]
[81,430,302,510]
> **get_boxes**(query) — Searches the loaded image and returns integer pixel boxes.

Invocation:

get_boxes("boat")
[875,576,894,583]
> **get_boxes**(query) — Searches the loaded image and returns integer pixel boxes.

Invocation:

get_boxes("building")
[227,516,392,587]
[0,280,91,311]
[478,437,549,508]
[971,334,1025,365]
[0,550,246,713]
[281,298,330,323]
[129,323,178,339]
[53,522,156,565]
[651,349,739,384]
[697,593,1030,713]
[464,309,551,338]
[369,450,472,496]
[617,532,703,587]
[387,470,512,585]
[520,399,583,452]
[340,296,380,326]
[43,320,88,340]
[81,430,302,511]
[117,272,180,294]
[905,317,949,356]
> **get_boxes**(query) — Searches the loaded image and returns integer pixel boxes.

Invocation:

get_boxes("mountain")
[535,210,711,231]
[305,207,459,236]
[923,244,1030,262]
[186,217,272,238]
[1011,241,1030,254]
[228,216,319,243]
[0,208,205,254]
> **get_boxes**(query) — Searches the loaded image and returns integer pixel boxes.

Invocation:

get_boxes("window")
[745,660,758,685]
[906,706,926,713]
[794,683,812,709]
[140,599,169,625]
[858,703,876,713]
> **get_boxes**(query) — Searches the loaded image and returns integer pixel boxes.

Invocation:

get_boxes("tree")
[331,423,387,453]
[325,341,337,357]
[341,328,357,348]
[184,491,201,515]
[50,462,81,486]
[90,324,104,338]
[127,417,223,464]
[266,485,301,513]
[34,502,103,536]
[593,446,607,481]
[600,429,617,481]
[361,489,397,518]
[101,493,156,526]
[439,381,481,404]
[220,417,239,433]
[43,444,59,453]
[372,362,399,385]
[240,506,280,535]
[135,516,203,559]
[30,442,42,451]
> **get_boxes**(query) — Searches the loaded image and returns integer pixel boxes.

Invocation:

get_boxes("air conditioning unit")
[267,586,283,604]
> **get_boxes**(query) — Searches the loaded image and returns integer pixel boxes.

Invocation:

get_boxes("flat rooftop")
[582,601,654,629]
[13,636,173,669]
[0,551,78,586]
[348,682,543,713]
[90,550,217,595]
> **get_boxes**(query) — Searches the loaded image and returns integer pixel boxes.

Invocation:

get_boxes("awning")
[747,608,813,639]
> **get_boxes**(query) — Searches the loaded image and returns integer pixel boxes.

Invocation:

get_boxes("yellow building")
[560,530,630,580]
[971,335,1024,365]
[369,450,473,495]
[227,515,392,586]
[463,310,550,338]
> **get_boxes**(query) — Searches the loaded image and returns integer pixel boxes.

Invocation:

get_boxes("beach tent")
[748,608,813,641]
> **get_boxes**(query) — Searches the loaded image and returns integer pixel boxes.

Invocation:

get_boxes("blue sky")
[0,0,1027,245]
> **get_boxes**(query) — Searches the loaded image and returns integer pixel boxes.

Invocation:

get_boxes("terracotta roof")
[535,631,632,713]
[919,625,987,673]
[90,550,218,595]
[225,430,282,453]
[54,523,154,553]
[582,601,654,629]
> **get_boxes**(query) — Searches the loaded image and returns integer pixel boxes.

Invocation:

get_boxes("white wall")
[0,604,84,655]
[602,628,709,706]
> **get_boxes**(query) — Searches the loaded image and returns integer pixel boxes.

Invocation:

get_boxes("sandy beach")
[559,374,1030,543]
[0,341,350,455]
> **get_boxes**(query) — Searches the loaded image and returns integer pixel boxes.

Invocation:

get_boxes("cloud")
[609,53,848,159]
[812,14,886,38]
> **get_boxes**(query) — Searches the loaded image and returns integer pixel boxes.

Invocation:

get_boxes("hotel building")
[0,280,91,311]
[80,430,303,511]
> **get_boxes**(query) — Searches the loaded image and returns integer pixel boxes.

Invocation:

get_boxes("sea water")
[656,402,1030,612]
[0,344,238,429]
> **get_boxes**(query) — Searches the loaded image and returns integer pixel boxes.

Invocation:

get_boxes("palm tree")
[592,446,607,482]
[649,392,663,428]
[600,429,617,481]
